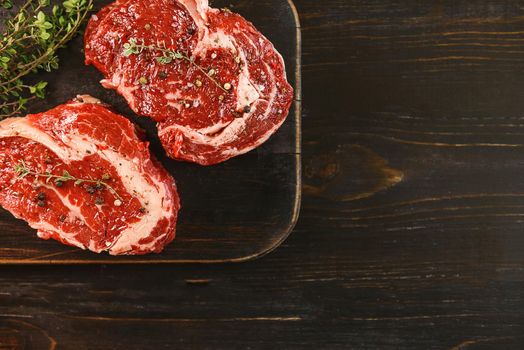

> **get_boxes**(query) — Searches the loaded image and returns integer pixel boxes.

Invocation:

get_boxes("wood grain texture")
[2,0,524,349]
[0,0,301,263]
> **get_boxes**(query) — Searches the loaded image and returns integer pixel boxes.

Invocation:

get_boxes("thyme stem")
[0,0,94,119]
[0,1,37,54]
[123,39,229,93]
[0,5,89,88]
[14,160,123,202]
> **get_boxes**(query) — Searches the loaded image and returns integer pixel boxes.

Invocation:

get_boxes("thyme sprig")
[14,160,123,202]
[0,0,93,119]
[122,38,229,93]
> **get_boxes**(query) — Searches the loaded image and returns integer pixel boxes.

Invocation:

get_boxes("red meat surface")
[0,96,180,255]
[85,0,294,165]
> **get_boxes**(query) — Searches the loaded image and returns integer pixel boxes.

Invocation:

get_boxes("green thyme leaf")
[0,0,93,119]
[123,38,230,93]
[13,161,123,202]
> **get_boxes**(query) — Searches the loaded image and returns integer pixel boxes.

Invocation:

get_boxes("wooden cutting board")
[0,0,301,264]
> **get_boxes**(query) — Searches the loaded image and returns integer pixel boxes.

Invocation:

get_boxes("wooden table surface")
[3,0,524,349]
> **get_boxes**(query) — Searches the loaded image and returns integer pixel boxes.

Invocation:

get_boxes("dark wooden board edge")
[0,0,302,265]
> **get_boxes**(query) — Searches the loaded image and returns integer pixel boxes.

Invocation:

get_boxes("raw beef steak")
[0,96,180,255]
[84,0,294,165]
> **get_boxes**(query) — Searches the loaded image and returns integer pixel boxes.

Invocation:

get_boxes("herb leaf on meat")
[14,160,123,202]
[123,38,230,93]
